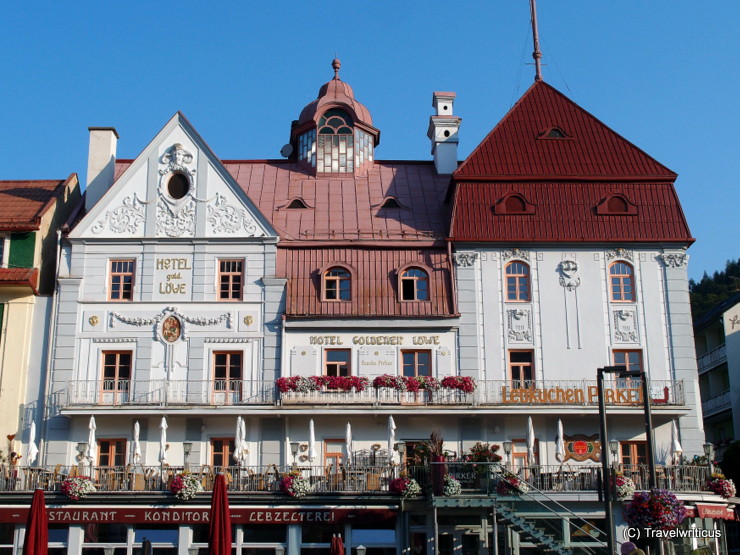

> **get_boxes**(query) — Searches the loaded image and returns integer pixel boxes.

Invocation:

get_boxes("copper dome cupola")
[292,59,380,175]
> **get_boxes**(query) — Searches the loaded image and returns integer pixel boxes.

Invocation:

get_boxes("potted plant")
[61,476,97,500]
[495,472,528,496]
[427,431,447,496]
[704,472,736,498]
[614,472,637,500]
[464,442,503,474]
[623,488,687,531]
[169,472,203,500]
[443,475,462,497]
[389,476,422,497]
[280,471,313,498]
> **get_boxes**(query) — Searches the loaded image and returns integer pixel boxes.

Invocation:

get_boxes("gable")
[455,81,676,180]
[71,113,277,241]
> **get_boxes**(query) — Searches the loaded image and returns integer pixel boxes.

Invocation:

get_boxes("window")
[213,351,243,403]
[511,438,539,474]
[167,173,189,199]
[613,350,642,373]
[109,260,135,301]
[325,349,351,377]
[317,109,355,173]
[324,439,344,474]
[101,351,132,405]
[509,351,534,388]
[400,268,430,301]
[211,438,235,468]
[323,267,351,301]
[218,259,244,300]
[402,350,431,377]
[505,262,530,301]
[0,236,7,268]
[620,441,647,467]
[609,262,634,302]
[97,439,126,467]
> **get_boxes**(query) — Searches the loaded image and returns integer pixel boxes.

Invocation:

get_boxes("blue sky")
[1,1,736,281]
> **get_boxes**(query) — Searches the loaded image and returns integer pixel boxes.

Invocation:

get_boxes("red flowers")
[372,374,477,392]
[276,376,369,392]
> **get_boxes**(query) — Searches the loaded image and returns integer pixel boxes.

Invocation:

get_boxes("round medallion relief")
[162,316,182,342]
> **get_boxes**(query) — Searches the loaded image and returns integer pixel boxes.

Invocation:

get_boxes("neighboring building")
[0,65,726,555]
[0,175,81,454]
[447,80,722,552]
[694,292,740,456]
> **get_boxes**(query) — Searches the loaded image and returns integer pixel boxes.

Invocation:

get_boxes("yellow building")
[0,174,81,455]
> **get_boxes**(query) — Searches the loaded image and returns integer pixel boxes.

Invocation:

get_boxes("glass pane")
[242,524,287,542]
[83,523,128,543]
[134,525,178,544]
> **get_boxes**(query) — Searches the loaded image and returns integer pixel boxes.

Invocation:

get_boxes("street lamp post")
[597,366,622,555]
[502,441,513,471]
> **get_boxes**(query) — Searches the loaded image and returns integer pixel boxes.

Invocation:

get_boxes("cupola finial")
[332,58,341,80]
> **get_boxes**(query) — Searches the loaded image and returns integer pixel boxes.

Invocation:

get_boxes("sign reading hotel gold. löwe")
[501,385,643,405]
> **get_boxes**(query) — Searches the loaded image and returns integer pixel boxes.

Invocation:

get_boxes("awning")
[685,504,735,521]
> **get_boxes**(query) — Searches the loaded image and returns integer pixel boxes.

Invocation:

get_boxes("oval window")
[167,173,189,200]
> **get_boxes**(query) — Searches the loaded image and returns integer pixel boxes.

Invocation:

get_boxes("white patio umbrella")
[388,415,397,451]
[526,416,535,467]
[555,419,565,463]
[158,416,168,465]
[27,421,38,466]
[132,421,142,464]
[233,416,249,465]
[671,420,683,464]
[345,422,353,465]
[308,419,317,463]
[86,416,97,465]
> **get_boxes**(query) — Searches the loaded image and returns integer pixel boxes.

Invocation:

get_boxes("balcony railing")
[701,390,732,417]
[697,344,727,372]
[0,463,710,495]
[62,379,685,408]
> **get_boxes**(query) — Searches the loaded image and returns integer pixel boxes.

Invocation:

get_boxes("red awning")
[694,504,735,521]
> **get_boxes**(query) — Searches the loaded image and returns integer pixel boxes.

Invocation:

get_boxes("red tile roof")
[279,247,455,318]
[0,178,71,231]
[450,181,693,243]
[0,268,39,292]
[455,81,676,181]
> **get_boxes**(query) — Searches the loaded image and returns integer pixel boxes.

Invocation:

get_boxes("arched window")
[400,267,429,301]
[323,267,351,301]
[610,262,635,302]
[505,261,530,302]
[318,109,355,173]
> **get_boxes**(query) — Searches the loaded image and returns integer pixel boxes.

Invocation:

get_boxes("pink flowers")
[372,374,477,392]
[276,376,369,392]
[704,473,736,498]
[623,488,687,531]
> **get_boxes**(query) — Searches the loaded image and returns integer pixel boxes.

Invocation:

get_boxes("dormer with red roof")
[290,59,380,176]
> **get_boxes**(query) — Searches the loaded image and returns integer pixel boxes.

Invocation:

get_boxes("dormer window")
[286,198,309,209]
[318,109,355,173]
[537,127,571,140]
[493,193,535,215]
[323,267,351,301]
[596,194,638,215]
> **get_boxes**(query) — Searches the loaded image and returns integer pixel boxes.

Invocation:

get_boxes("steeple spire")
[332,58,341,80]
[530,0,543,81]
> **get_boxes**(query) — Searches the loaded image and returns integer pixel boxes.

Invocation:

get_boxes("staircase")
[496,504,572,554]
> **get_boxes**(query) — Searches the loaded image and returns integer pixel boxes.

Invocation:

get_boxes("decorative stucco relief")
[453,252,479,267]
[204,338,253,343]
[558,260,581,290]
[507,308,532,342]
[160,143,195,173]
[501,248,530,261]
[109,306,232,340]
[207,193,261,236]
[157,198,196,237]
[659,253,689,268]
[91,194,147,235]
[613,309,639,343]
[606,248,634,261]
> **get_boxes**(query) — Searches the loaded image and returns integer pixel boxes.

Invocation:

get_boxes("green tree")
[689,258,740,321]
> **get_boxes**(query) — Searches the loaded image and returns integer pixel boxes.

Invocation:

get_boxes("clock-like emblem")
[162,316,182,343]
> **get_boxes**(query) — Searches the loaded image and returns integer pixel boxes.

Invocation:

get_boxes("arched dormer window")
[596,194,638,215]
[493,193,535,215]
[505,261,530,302]
[317,109,355,173]
[323,266,352,301]
[609,262,635,302]
[399,267,430,301]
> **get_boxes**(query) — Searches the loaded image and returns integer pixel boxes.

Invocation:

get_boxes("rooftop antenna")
[529,0,543,81]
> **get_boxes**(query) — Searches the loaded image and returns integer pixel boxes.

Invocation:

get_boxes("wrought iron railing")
[697,344,727,372]
[0,463,710,495]
[63,379,685,408]
[701,390,731,416]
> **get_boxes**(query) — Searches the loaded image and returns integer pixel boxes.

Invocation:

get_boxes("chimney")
[427,92,461,175]
[86,127,119,212]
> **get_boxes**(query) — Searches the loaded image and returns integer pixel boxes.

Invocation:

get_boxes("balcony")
[62,379,685,409]
[0,463,710,496]
[701,390,732,417]
[697,344,727,373]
